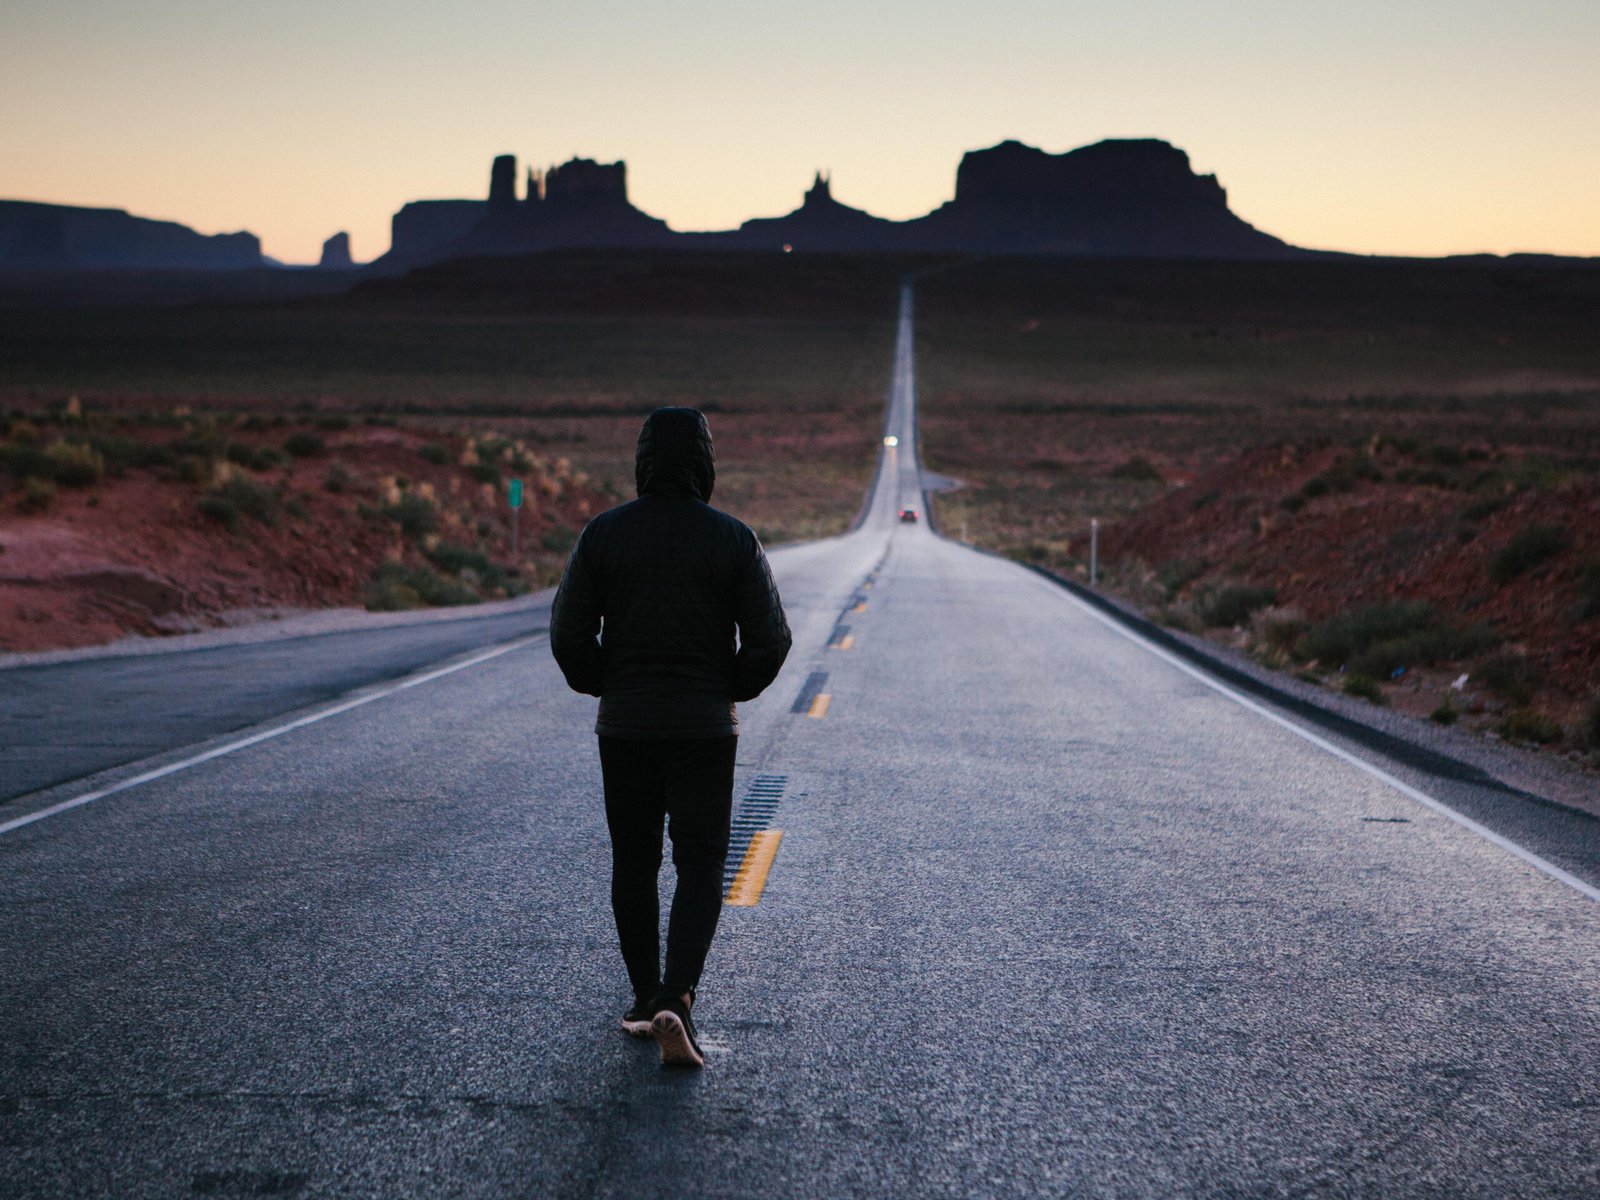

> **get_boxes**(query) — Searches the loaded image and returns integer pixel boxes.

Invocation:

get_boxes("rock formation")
[901,139,1294,258]
[318,231,353,269]
[370,138,1303,269]
[0,201,262,272]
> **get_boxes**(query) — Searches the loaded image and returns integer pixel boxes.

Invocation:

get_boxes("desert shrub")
[1296,601,1435,665]
[47,441,104,488]
[323,464,353,494]
[197,495,241,532]
[1343,674,1386,704]
[1109,456,1163,483]
[1581,694,1600,748]
[1500,709,1563,745]
[1198,584,1277,628]
[1348,625,1499,679]
[174,457,210,485]
[541,525,578,555]
[364,562,477,611]
[426,541,491,576]
[0,443,55,480]
[1300,476,1330,499]
[1279,494,1307,513]
[1155,558,1206,598]
[478,436,514,461]
[284,432,325,458]
[426,541,513,591]
[380,493,438,538]
[1250,606,1310,654]
[206,477,281,527]
[6,418,41,443]
[19,477,56,512]
[468,461,502,485]
[1429,444,1467,467]
[284,494,311,521]
[1490,523,1566,584]
[240,414,272,432]
[419,442,449,465]
[315,415,350,431]
[1430,699,1459,725]
[1461,494,1512,523]
[1574,560,1600,621]
[1474,652,1537,704]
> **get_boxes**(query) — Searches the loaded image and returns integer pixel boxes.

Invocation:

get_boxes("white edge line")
[0,634,544,838]
[1032,574,1600,904]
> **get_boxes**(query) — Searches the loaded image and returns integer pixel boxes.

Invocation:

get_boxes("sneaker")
[621,998,655,1038]
[651,997,704,1068]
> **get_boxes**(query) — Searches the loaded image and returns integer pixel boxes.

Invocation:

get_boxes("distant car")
[898,508,919,523]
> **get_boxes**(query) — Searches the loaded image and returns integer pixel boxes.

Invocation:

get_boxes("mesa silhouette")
[377,138,1297,270]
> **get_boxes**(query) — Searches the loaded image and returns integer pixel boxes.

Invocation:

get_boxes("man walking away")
[550,407,791,1068]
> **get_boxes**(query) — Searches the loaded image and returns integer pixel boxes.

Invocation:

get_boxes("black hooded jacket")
[550,407,792,738]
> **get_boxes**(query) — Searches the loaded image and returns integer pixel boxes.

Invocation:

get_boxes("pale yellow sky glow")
[2,1,1596,264]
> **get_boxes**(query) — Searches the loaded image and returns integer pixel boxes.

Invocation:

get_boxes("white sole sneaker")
[651,1009,705,1068]
[621,1012,654,1038]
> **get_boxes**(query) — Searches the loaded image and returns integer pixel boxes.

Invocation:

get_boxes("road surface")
[2,287,1598,1198]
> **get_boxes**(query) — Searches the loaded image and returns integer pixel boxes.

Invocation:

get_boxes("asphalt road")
[2,288,1598,1198]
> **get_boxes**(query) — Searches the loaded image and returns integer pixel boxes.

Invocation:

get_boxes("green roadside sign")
[508,479,523,509]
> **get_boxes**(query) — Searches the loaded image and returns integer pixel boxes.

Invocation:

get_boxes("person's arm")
[730,538,792,702]
[550,530,604,697]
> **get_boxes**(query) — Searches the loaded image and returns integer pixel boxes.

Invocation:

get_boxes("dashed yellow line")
[725,830,783,906]
[850,601,868,613]
[831,635,855,651]
[807,693,831,719]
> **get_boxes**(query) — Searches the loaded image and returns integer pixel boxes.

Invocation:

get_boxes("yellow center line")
[850,601,867,613]
[725,830,784,906]
[831,634,854,651]
[807,693,831,719]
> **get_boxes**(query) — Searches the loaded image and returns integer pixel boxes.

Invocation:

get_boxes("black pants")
[598,735,737,1005]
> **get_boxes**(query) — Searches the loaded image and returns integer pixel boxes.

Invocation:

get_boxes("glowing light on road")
[883,435,899,447]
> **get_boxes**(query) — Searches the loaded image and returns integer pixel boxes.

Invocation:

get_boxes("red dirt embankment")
[0,419,606,654]
[1101,439,1600,740]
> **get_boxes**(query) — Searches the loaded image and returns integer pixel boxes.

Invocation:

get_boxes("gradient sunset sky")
[4,0,1596,265]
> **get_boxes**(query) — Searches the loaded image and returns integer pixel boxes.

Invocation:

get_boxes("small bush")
[1198,584,1277,628]
[323,464,353,494]
[47,441,104,488]
[198,495,241,532]
[1474,652,1537,704]
[175,457,210,485]
[315,415,350,431]
[380,493,438,538]
[19,477,55,512]
[1348,624,1499,679]
[1296,601,1435,665]
[1155,558,1206,598]
[1430,699,1459,725]
[1109,456,1163,483]
[364,562,477,611]
[1279,494,1307,513]
[284,432,326,458]
[1581,694,1600,748]
[426,541,513,591]
[1461,495,1512,523]
[468,461,502,486]
[1343,675,1387,704]
[1251,606,1310,654]
[541,525,578,556]
[1490,523,1566,584]
[1572,559,1600,621]
[419,443,449,465]
[1500,709,1563,745]
[206,477,281,527]
[1429,445,1467,467]
[0,443,56,480]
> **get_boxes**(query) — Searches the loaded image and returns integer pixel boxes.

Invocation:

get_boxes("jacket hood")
[635,407,715,501]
